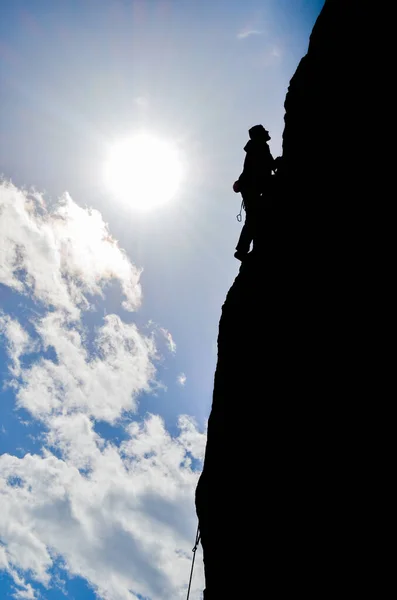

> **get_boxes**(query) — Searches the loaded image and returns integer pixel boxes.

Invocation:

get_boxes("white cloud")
[0,415,206,600]
[260,44,283,67]
[177,373,186,386]
[0,562,38,600]
[177,415,206,462]
[0,545,9,570]
[0,180,142,318]
[237,28,262,39]
[12,581,37,600]
[0,313,34,376]
[15,311,156,422]
[0,181,207,599]
[271,45,281,58]
[160,328,176,354]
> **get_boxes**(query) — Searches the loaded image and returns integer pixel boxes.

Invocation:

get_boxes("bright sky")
[0,1,325,599]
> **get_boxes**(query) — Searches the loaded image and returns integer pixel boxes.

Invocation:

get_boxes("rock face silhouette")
[196,1,380,597]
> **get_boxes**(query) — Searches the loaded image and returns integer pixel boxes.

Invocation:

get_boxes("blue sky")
[0,1,324,598]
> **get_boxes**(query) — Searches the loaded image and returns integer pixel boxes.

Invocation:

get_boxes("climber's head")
[249,124,270,142]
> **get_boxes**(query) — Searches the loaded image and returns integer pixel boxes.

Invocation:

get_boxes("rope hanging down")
[186,524,201,600]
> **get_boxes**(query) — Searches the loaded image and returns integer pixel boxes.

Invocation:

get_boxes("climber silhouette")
[233,124,275,260]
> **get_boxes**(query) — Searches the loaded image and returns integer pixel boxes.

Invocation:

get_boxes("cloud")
[0,415,206,600]
[0,545,9,570]
[0,559,38,600]
[0,313,35,376]
[160,328,176,354]
[177,373,186,386]
[271,45,281,58]
[260,44,283,67]
[237,28,262,39]
[0,180,206,599]
[12,581,37,600]
[0,523,45,599]
[0,180,142,319]
[14,311,156,422]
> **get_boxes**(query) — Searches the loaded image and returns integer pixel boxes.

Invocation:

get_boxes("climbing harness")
[236,199,244,222]
[186,524,201,600]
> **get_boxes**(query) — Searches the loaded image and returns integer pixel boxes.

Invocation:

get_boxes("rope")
[186,524,201,600]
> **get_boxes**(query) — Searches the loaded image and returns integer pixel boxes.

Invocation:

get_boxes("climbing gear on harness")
[236,200,244,222]
[186,524,201,600]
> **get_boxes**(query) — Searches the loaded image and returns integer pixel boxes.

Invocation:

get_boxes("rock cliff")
[196,1,381,597]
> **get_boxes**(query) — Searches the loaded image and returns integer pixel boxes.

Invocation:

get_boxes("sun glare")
[104,134,183,210]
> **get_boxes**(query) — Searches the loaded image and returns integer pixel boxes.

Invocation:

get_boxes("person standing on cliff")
[233,124,275,260]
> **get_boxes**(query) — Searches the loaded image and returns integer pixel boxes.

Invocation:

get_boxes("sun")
[104,133,183,210]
